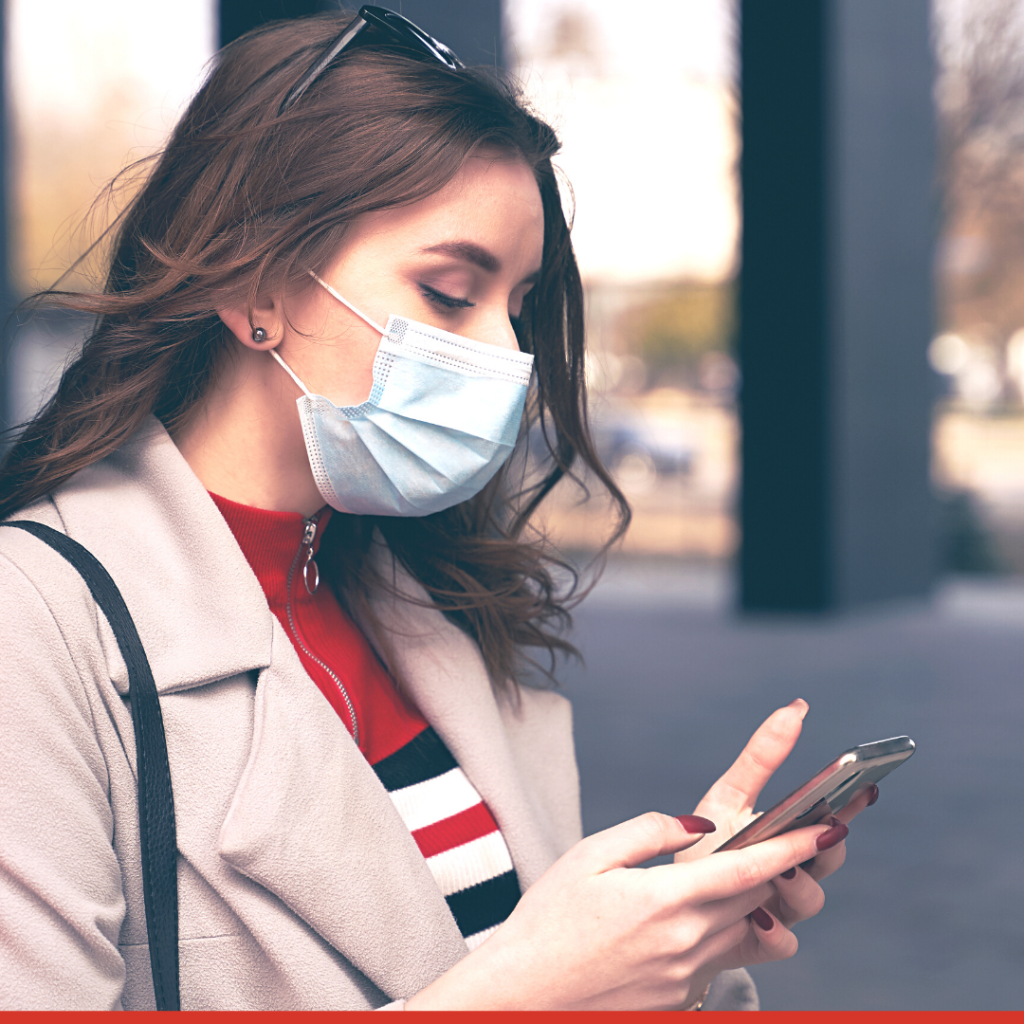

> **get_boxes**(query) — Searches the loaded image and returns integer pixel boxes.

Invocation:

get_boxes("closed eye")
[419,283,474,310]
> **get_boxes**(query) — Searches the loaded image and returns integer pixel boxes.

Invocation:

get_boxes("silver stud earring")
[252,327,268,344]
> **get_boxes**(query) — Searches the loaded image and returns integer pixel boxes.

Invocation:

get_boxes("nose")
[471,303,521,352]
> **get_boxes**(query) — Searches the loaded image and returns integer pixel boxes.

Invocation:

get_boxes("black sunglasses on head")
[279,5,465,115]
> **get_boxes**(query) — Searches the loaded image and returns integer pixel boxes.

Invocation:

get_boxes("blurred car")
[591,409,695,489]
[526,406,696,491]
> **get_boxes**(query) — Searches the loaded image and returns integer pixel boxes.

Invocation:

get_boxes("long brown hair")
[0,12,629,688]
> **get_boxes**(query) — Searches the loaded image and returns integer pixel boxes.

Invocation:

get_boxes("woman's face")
[267,152,545,407]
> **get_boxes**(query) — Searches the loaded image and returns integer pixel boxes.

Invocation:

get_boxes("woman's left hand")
[675,699,879,930]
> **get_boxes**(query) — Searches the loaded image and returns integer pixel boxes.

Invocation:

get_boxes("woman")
[0,7,873,1011]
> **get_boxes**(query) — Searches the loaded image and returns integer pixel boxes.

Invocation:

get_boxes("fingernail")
[781,867,797,880]
[788,698,809,719]
[750,906,774,931]
[676,814,717,834]
[866,783,879,806]
[815,818,849,851]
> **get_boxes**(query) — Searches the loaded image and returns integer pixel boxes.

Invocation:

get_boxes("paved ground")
[559,560,1024,1011]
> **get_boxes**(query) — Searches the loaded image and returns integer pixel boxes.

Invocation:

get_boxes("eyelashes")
[419,283,474,310]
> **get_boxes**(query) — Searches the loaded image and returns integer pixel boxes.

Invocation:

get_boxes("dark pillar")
[220,1,503,69]
[738,0,936,612]
[220,0,322,47]
[739,0,829,612]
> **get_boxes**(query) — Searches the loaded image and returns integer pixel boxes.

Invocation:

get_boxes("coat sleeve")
[0,550,128,1010]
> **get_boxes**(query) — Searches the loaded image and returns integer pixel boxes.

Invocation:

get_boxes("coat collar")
[51,418,274,694]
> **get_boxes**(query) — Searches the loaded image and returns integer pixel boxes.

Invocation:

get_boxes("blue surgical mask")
[270,272,534,516]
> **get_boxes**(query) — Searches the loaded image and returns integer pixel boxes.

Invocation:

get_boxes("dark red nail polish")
[750,907,774,931]
[866,783,879,806]
[676,814,717,834]
[781,867,797,880]
[815,819,849,851]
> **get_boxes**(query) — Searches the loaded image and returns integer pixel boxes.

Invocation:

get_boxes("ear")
[217,291,282,351]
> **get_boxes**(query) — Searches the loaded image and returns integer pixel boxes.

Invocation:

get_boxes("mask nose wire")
[308,270,390,338]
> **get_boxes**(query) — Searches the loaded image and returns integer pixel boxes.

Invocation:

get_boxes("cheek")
[289,319,381,407]
[328,333,378,405]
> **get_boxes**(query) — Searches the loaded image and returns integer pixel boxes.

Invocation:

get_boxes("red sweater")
[211,493,520,947]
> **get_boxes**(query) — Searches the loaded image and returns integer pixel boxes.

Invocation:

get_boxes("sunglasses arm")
[279,15,369,115]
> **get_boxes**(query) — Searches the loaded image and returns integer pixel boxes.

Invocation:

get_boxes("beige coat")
[0,419,756,1011]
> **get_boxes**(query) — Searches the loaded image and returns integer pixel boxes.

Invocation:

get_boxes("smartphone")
[713,735,916,853]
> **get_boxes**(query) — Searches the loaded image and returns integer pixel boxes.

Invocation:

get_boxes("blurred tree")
[937,0,1024,391]
[541,7,604,76]
[616,280,734,384]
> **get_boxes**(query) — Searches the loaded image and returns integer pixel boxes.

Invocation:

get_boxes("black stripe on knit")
[446,870,522,939]
[372,726,458,793]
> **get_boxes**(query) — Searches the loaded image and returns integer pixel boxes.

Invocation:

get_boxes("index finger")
[698,699,809,819]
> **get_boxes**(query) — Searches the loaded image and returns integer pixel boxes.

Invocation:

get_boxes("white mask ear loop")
[308,270,390,338]
[269,348,313,397]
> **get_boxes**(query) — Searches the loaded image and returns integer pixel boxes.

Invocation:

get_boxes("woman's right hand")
[404,808,845,1011]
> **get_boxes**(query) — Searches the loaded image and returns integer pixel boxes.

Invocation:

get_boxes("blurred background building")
[1,0,1022,1011]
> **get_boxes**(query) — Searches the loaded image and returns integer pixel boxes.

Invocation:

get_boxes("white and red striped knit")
[211,494,520,948]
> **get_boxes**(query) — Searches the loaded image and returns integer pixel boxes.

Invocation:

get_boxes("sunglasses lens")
[362,7,464,69]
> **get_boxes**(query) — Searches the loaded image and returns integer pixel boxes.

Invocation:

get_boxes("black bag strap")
[3,520,180,1011]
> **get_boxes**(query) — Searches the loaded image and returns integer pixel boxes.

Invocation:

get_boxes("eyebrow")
[420,241,502,274]
[420,241,542,286]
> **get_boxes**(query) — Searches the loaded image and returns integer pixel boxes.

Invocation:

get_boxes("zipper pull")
[301,516,320,596]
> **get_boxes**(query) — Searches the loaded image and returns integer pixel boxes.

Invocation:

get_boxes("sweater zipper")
[284,512,360,747]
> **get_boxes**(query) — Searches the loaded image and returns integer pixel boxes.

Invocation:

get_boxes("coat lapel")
[216,620,469,1000]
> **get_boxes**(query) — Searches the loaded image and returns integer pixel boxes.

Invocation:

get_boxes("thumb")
[575,812,718,872]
